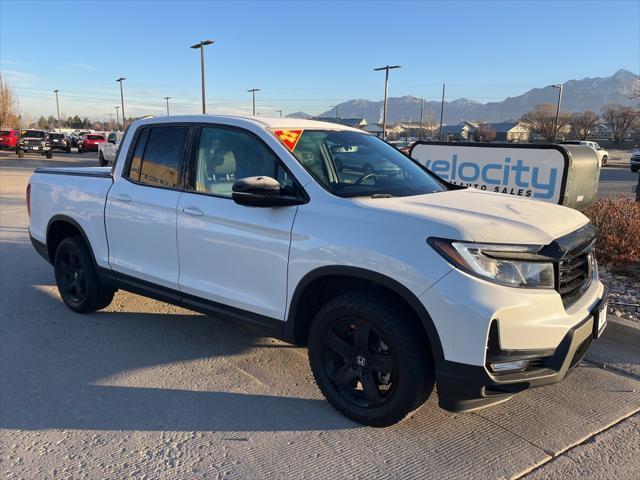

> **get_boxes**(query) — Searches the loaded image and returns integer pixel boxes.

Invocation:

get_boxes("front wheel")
[308,291,434,427]
[54,236,115,313]
[46,150,53,159]
[601,155,607,167]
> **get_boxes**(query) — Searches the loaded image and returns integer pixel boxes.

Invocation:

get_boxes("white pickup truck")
[97,131,123,167]
[28,115,607,426]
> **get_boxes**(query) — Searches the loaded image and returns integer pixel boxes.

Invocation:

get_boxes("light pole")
[247,88,260,115]
[552,83,564,143]
[164,96,171,116]
[107,113,115,131]
[276,109,283,118]
[373,65,401,140]
[191,40,214,114]
[116,77,126,129]
[333,104,339,122]
[439,83,446,141]
[53,90,61,131]
[419,97,424,141]
[114,106,120,131]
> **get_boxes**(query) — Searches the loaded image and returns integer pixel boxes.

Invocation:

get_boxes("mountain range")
[288,69,639,125]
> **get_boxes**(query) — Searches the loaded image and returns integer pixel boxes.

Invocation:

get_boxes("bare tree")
[473,123,496,142]
[0,74,19,128]
[520,103,571,143]
[601,104,639,143]
[570,111,599,140]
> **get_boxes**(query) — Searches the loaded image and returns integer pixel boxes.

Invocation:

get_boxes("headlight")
[428,238,555,289]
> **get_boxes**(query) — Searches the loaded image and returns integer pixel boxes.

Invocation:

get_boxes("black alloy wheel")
[57,249,87,304]
[322,318,397,408]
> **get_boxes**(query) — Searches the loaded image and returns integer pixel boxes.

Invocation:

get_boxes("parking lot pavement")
[1,151,639,479]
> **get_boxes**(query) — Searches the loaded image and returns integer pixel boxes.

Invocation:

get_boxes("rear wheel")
[308,291,434,426]
[54,236,114,313]
[46,150,53,159]
[601,155,607,167]
[17,149,24,158]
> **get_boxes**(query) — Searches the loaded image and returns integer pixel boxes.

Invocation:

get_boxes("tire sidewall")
[54,237,101,313]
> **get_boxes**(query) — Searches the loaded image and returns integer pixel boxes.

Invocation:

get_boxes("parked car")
[27,115,608,427]
[560,141,608,166]
[73,131,91,149]
[97,131,122,166]
[16,129,52,158]
[78,133,106,154]
[48,132,72,153]
[0,129,20,150]
[631,150,640,173]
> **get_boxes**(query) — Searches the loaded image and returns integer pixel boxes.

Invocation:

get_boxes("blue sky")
[1,0,638,120]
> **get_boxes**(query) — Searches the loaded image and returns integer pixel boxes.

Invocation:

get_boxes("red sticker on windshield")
[271,129,303,152]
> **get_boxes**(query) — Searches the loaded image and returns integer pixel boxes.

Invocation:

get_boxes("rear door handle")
[182,206,204,217]
[114,193,132,203]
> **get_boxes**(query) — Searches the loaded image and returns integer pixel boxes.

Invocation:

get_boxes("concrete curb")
[605,314,640,347]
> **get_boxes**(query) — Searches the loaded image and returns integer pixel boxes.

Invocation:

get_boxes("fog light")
[490,359,530,373]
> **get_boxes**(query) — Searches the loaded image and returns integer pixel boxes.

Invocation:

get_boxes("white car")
[27,115,607,426]
[97,131,123,167]
[578,141,609,167]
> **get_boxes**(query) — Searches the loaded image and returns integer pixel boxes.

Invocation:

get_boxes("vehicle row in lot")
[28,115,607,426]
[630,149,640,172]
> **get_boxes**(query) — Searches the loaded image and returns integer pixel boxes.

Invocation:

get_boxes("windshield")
[50,133,64,139]
[0,130,10,136]
[20,130,46,139]
[281,130,445,198]
[87,135,104,140]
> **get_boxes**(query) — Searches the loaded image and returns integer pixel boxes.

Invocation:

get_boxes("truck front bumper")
[435,294,607,411]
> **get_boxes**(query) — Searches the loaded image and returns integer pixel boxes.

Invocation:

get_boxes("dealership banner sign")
[410,142,568,204]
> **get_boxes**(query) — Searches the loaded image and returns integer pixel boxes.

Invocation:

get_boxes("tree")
[473,123,496,142]
[570,111,599,140]
[601,104,639,143]
[520,103,571,143]
[37,115,47,129]
[0,74,19,127]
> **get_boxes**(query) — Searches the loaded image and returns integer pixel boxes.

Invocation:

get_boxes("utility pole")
[373,64,401,140]
[552,83,564,143]
[276,109,283,118]
[115,106,120,131]
[164,96,171,116]
[191,40,214,114]
[116,77,126,129]
[53,90,61,131]
[419,97,424,141]
[247,88,260,115]
[439,83,446,141]
[334,104,339,122]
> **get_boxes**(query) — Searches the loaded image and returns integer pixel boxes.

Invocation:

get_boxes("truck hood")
[354,189,588,245]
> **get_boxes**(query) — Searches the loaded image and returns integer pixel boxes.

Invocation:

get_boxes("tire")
[54,236,115,313]
[66,147,71,153]
[46,150,53,159]
[98,152,106,167]
[308,291,434,427]
[601,155,607,167]
[17,149,24,158]
[78,147,83,154]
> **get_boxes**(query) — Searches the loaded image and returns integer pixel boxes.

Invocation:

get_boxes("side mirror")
[232,176,305,207]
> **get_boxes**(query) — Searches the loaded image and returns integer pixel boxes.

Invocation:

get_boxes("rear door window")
[134,126,188,189]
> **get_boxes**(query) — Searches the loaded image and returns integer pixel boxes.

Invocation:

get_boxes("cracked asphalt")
[1,150,639,479]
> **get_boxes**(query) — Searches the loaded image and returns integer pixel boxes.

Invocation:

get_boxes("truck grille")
[557,249,592,307]
[25,140,41,147]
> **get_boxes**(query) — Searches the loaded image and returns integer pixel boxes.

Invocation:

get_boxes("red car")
[0,129,20,150]
[79,134,106,153]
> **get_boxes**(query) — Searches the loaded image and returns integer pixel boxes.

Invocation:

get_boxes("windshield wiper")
[370,193,394,198]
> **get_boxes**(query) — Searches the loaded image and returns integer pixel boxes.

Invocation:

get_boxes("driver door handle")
[182,206,204,217]
[114,193,132,203]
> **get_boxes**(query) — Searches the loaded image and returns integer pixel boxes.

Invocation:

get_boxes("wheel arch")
[285,266,445,366]
[46,215,98,268]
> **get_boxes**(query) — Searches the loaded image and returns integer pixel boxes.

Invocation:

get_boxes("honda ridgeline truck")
[27,115,608,426]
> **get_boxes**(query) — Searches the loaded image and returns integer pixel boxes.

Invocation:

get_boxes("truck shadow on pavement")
[0,256,357,432]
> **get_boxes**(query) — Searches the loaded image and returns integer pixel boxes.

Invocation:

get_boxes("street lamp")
[247,88,260,115]
[53,90,61,131]
[191,40,214,114]
[116,77,126,129]
[552,83,564,143]
[164,96,171,116]
[115,106,120,131]
[373,65,401,140]
[276,109,283,118]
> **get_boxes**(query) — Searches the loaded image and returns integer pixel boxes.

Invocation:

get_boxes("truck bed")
[34,166,112,178]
